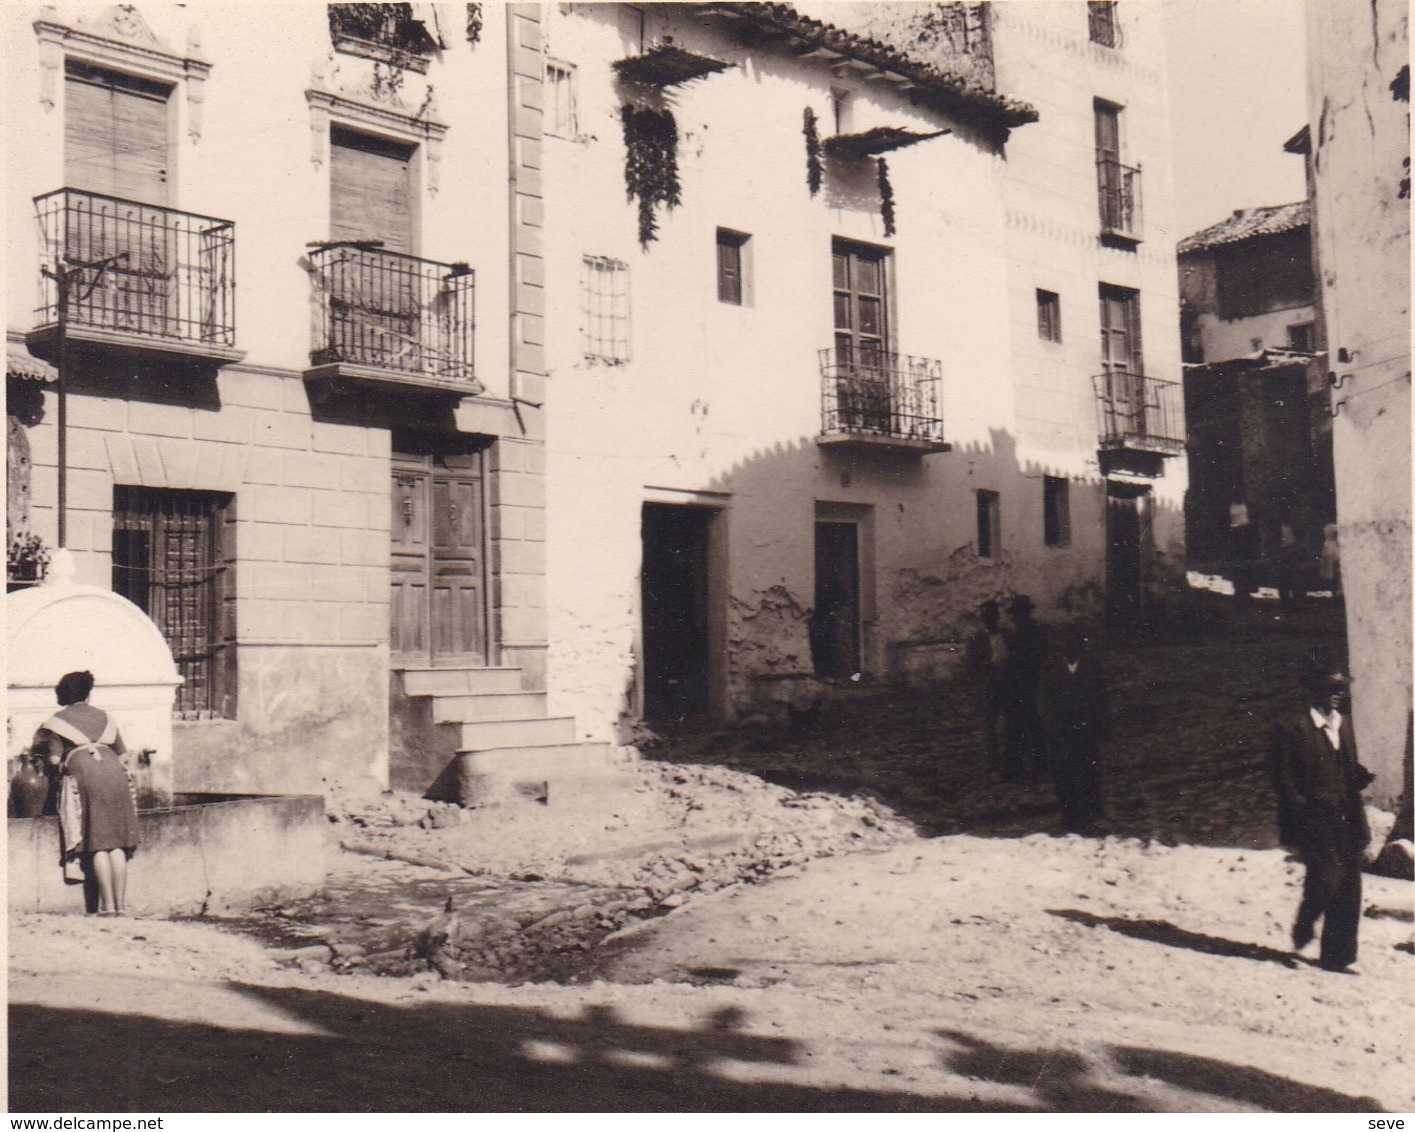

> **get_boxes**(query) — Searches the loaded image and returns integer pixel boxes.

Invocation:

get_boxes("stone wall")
[1307,0,1412,804]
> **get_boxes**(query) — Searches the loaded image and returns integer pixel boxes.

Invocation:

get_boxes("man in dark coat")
[1040,623,1111,834]
[1001,594,1048,782]
[963,600,1007,773]
[1269,656,1375,972]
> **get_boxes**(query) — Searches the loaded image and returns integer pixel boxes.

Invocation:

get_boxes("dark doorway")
[811,520,861,678]
[391,448,489,666]
[1106,483,1151,624]
[641,503,714,725]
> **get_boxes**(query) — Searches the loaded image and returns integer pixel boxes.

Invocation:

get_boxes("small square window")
[1287,322,1316,352]
[1044,477,1071,547]
[977,490,1001,559]
[1037,289,1062,342]
[717,229,750,305]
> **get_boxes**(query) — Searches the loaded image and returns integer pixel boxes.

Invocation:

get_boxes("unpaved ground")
[9,601,1414,1111]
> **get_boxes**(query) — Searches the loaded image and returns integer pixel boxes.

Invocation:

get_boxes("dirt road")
[8,602,1413,1112]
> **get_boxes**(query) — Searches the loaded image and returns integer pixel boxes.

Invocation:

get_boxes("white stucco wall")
[1307,0,1411,804]
[540,2,1184,736]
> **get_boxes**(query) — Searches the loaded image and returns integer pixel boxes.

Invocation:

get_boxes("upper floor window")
[1088,2,1120,47]
[1099,284,1143,374]
[717,229,750,306]
[1287,322,1317,352]
[330,127,416,251]
[328,4,439,71]
[832,240,891,363]
[65,61,172,205]
[1037,289,1062,343]
[113,485,236,719]
[582,255,631,365]
[1095,100,1141,241]
[546,59,578,139]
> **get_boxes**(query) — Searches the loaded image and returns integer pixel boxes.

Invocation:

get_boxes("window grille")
[112,486,235,719]
[581,255,631,364]
[1088,2,1120,47]
[546,59,578,139]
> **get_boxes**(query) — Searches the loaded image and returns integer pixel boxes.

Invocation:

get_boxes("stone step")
[431,692,549,723]
[457,715,578,750]
[402,667,525,697]
[455,742,616,776]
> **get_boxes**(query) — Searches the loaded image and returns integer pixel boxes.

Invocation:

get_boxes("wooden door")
[641,504,713,724]
[391,453,487,665]
[811,521,861,679]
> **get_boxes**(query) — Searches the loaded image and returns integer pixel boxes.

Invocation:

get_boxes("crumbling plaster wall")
[1307,0,1411,804]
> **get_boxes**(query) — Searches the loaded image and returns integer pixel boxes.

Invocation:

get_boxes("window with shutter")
[330,127,415,252]
[64,61,171,205]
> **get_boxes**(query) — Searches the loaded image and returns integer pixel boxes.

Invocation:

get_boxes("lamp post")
[40,253,124,549]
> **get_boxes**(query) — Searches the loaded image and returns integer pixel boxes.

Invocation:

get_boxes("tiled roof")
[7,347,57,382]
[697,3,1038,131]
[1178,201,1309,254]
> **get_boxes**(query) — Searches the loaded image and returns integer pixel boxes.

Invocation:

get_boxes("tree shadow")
[1049,908,1303,968]
[11,980,1385,1112]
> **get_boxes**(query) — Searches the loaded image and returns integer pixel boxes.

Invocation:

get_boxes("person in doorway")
[1040,623,1112,834]
[963,600,1008,774]
[1001,595,1048,782]
[1268,655,1374,972]
[35,671,140,916]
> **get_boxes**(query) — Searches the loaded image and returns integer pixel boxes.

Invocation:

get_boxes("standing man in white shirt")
[1268,655,1375,972]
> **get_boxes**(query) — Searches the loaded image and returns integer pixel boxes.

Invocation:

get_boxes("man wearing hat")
[1268,655,1375,972]
[1002,594,1048,783]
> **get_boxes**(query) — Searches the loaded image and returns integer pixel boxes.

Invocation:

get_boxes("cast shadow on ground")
[934,1029,1383,1114]
[9,981,1386,1113]
[1048,908,1303,968]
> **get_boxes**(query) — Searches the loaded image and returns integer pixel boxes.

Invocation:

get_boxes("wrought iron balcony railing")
[34,188,236,349]
[1097,158,1142,239]
[819,346,946,447]
[1093,370,1184,455]
[308,244,475,385]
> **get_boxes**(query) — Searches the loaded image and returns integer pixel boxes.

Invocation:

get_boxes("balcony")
[1094,370,1183,478]
[1097,158,1142,244]
[818,347,949,454]
[28,189,241,371]
[303,243,479,398]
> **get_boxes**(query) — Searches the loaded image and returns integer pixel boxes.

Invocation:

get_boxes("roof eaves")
[698,2,1038,131]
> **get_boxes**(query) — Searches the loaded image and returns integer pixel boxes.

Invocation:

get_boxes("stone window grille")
[581,255,631,365]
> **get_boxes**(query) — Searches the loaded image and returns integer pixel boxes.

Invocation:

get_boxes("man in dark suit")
[1002,594,1048,782]
[1040,623,1112,834]
[963,600,1007,774]
[1269,656,1375,972]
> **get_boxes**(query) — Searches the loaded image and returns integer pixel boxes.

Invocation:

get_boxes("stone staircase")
[395,666,617,805]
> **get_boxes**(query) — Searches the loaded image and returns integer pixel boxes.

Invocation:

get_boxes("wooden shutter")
[331,128,415,252]
[64,62,170,205]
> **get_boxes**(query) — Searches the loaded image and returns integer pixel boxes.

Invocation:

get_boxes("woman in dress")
[36,671,141,915]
